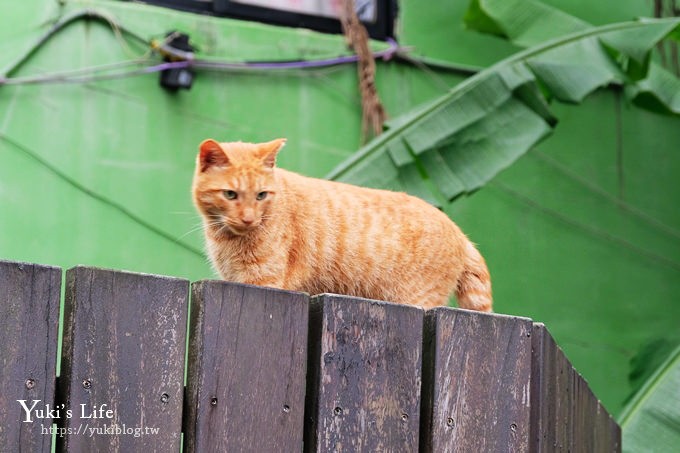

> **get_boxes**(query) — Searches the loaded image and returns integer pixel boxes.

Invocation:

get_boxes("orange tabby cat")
[192,138,492,311]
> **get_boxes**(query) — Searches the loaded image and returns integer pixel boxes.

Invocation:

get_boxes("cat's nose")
[241,208,256,225]
[241,212,255,225]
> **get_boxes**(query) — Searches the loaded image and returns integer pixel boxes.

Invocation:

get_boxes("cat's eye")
[256,191,268,201]
[223,190,237,200]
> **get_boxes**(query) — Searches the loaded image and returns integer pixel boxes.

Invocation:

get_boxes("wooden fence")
[0,259,621,452]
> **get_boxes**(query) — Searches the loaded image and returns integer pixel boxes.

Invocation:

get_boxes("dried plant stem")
[340,0,387,142]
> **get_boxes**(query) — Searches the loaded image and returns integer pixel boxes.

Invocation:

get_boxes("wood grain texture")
[530,323,621,453]
[0,260,61,453]
[58,266,188,452]
[305,294,423,453]
[420,307,533,453]
[184,281,308,452]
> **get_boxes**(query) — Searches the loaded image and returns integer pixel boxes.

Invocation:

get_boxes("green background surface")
[1,0,679,417]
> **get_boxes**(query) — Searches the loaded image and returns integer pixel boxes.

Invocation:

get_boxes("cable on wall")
[0,8,476,87]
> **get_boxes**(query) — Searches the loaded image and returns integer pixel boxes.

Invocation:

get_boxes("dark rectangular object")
[530,323,621,452]
[184,281,309,452]
[58,266,189,451]
[0,260,61,453]
[305,294,423,452]
[136,0,396,40]
[214,0,395,40]
[420,307,533,453]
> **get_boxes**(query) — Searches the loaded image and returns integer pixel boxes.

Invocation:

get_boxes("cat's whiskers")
[179,221,213,239]
[223,218,241,227]
[180,213,231,239]
[216,224,229,236]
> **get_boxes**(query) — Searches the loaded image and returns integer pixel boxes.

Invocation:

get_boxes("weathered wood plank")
[529,323,569,451]
[58,266,188,452]
[530,323,621,452]
[305,294,423,452]
[184,281,308,452]
[420,307,533,453]
[0,260,61,453]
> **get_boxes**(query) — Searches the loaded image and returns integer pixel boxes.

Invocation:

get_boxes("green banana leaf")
[627,61,680,114]
[619,344,680,453]
[466,0,680,113]
[326,12,680,204]
[464,0,590,47]
[626,337,680,405]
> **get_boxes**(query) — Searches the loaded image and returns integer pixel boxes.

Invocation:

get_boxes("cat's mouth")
[208,213,261,237]
[225,221,260,236]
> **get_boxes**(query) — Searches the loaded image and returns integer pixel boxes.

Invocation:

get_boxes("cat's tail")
[455,242,493,312]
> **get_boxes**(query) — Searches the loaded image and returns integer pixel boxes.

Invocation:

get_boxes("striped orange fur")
[192,138,492,311]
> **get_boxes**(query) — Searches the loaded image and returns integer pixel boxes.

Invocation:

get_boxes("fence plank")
[58,266,188,452]
[184,281,308,452]
[0,258,622,452]
[530,323,621,452]
[305,294,424,452]
[420,307,533,453]
[0,260,61,453]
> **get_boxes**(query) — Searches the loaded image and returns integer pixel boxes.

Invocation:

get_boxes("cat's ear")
[198,139,230,172]
[260,138,286,169]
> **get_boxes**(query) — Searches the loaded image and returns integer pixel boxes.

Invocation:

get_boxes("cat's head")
[192,138,286,237]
